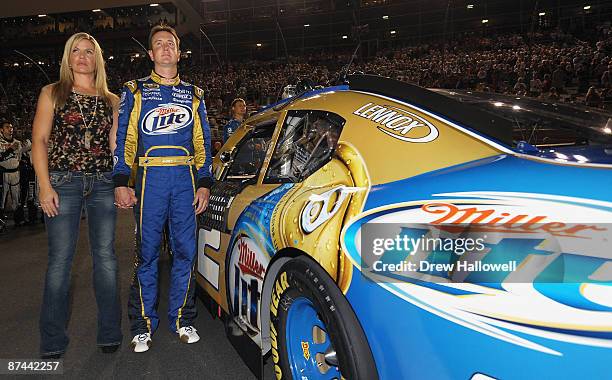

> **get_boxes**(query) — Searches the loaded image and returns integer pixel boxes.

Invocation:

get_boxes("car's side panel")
[197,229,232,310]
[341,154,612,379]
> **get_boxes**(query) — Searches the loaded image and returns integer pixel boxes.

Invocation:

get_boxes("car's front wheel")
[269,256,378,380]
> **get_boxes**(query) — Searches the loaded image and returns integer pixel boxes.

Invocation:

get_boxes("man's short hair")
[231,98,246,108]
[148,24,180,50]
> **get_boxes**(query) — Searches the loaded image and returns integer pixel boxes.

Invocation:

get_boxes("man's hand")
[115,186,137,209]
[193,187,210,215]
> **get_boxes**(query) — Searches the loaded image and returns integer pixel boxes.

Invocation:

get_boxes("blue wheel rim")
[285,297,342,379]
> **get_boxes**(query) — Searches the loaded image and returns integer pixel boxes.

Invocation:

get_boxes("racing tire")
[269,256,378,380]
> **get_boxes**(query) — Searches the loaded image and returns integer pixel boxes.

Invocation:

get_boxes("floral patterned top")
[49,91,113,172]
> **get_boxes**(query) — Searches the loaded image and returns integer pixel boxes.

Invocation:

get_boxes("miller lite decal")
[141,103,193,135]
[228,235,269,337]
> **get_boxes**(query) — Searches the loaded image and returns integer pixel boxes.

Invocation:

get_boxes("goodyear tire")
[269,256,378,380]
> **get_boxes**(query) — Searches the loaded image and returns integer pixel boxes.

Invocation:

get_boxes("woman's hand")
[114,186,137,208]
[39,186,60,218]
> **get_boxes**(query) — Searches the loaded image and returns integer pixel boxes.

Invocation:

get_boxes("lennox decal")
[353,102,439,143]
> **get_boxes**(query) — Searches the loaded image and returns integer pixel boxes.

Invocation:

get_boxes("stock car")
[196,75,612,380]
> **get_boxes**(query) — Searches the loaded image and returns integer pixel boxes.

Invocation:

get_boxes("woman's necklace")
[73,90,98,149]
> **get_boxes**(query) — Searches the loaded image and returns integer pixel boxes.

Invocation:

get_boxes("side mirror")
[220,150,232,164]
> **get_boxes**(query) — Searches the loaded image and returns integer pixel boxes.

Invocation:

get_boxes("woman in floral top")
[31,32,122,358]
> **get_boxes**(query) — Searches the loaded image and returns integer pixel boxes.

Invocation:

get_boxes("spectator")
[529,72,543,97]
[585,86,602,108]
[0,120,31,220]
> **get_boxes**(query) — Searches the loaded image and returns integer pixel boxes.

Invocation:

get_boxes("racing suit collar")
[150,70,180,86]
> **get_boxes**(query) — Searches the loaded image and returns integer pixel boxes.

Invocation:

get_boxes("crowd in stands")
[2,28,611,143]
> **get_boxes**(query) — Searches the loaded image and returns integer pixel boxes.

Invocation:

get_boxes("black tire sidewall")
[269,256,378,380]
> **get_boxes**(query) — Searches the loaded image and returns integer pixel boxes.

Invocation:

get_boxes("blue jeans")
[39,171,122,356]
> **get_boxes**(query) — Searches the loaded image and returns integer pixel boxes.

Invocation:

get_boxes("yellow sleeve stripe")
[192,96,205,171]
[124,91,141,168]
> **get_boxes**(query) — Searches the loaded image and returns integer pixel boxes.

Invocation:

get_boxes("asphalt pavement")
[0,209,258,379]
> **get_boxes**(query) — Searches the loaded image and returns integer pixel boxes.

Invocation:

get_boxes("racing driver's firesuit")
[112,70,213,337]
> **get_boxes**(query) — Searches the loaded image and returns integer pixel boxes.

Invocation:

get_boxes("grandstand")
[1,0,612,141]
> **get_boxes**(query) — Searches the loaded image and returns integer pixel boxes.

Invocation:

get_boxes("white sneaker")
[130,333,151,353]
[177,326,200,344]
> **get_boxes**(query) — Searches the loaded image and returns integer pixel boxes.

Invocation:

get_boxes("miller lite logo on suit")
[141,103,193,135]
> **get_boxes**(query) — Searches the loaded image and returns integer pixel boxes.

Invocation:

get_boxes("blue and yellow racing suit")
[113,70,213,335]
[222,118,240,143]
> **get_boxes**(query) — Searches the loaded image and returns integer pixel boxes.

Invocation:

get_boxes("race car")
[196,75,612,380]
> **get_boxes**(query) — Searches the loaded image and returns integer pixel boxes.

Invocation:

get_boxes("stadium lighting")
[150,3,159,7]
[481,19,489,24]
[304,24,310,27]
[390,30,396,35]
[467,5,474,9]
[256,43,262,47]
[583,5,591,10]
[342,35,348,39]
[38,14,46,17]
[92,9,101,12]
[539,12,546,16]
[382,15,389,19]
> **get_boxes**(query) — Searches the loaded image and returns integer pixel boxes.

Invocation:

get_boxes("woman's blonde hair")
[51,32,114,109]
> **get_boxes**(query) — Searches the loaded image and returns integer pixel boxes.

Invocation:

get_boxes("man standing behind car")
[0,120,31,215]
[112,24,213,353]
[222,97,246,143]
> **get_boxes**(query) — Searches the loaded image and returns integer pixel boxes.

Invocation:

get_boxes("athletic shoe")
[177,326,200,344]
[130,333,151,353]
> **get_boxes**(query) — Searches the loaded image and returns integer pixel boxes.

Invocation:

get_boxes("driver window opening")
[266,110,345,183]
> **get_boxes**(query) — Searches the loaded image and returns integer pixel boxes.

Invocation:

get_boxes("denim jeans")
[39,171,122,356]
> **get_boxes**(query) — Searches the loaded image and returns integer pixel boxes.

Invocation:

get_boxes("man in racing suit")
[113,25,212,353]
[222,98,246,143]
[1,121,31,214]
